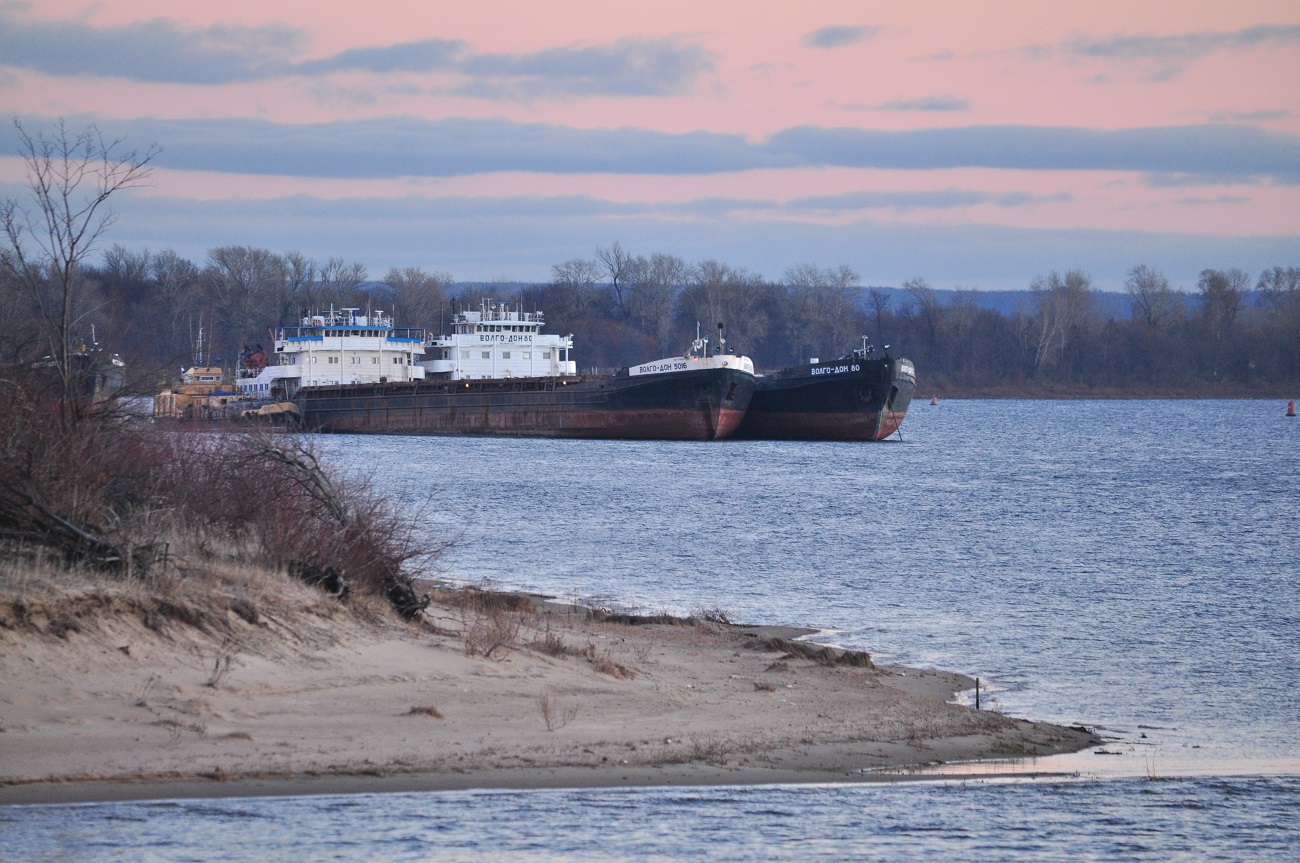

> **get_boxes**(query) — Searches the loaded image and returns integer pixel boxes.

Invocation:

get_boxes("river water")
[3,400,1298,860]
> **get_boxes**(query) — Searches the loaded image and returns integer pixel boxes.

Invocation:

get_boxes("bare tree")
[867,289,892,346]
[150,249,202,360]
[1256,265,1300,381]
[102,243,151,286]
[0,258,40,361]
[0,119,157,424]
[384,266,452,328]
[1028,269,1097,378]
[203,246,284,363]
[782,262,825,362]
[624,252,685,351]
[945,287,981,375]
[677,260,775,357]
[781,263,860,362]
[819,264,860,353]
[1125,264,1180,329]
[277,251,319,322]
[1197,268,1248,343]
[594,241,633,318]
[902,276,942,359]
[317,257,368,309]
[549,257,602,326]
[1256,266,1300,311]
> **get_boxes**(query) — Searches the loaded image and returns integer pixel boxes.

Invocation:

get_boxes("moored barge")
[285,302,755,440]
[733,341,915,441]
[299,365,754,440]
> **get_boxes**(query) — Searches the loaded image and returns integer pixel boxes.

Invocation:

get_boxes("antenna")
[194,316,206,367]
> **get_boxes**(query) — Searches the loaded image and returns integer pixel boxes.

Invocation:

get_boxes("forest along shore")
[0,569,1099,805]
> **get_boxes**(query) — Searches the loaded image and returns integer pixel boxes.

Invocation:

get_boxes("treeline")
[889,266,1300,394]
[2,240,1297,394]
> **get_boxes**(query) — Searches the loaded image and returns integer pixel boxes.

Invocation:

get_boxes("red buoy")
[930,395,938,406]
[1288,399,1296,417]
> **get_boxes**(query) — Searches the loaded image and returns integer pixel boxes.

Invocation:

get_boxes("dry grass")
[690,604,733,625]
[590,653,635,679]
[0,550,382,658]
[528,628,573,658]
[537,689,577,731]
[204,654,234,689]
[690,735,732,765]
[461,606,524,659]
[435,585,534,615]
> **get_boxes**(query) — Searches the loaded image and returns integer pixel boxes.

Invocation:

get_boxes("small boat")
[732,339,915,441]
[154,326,246,420]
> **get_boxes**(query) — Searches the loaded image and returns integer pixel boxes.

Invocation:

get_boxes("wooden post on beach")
[976,677,981,709]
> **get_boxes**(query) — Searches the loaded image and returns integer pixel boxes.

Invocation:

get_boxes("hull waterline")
[298,367,755,441]
[734,357,916,441]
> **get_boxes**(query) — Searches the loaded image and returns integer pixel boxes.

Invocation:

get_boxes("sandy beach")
[0,571,1098,805]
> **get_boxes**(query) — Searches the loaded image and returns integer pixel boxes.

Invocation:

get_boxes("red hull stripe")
[316,407,749,441]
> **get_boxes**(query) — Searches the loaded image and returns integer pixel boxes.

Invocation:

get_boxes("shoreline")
[0,758,1096,807]
[0,581,1101,806]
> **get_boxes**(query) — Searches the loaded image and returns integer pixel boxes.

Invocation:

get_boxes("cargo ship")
[277,302,756,440]
[733,340,915,441]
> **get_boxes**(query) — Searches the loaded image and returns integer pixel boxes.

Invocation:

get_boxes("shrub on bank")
[0,370,434,618]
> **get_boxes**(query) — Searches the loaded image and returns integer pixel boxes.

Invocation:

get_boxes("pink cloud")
[4,0,1297,282]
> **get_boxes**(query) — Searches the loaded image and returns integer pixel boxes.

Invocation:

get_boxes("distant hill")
[436,281,1138,318]
[856,286,1134,319]
[406,281,1276,322]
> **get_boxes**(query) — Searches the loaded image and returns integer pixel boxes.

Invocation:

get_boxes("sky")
[1,0,1298,290]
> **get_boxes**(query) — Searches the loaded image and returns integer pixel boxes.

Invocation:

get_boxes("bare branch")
[1,118,158,426]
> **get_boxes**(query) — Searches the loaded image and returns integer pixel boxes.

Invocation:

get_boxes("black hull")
[733,357,915,441]
[297,368,755,441]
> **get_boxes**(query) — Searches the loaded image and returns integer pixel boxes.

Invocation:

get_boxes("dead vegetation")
[462,607,524,659]
[749,637,873,669]
[529,628,572,658]
[0,367,444,622]
[437,585,532,659]
[589,653,634,679]
[537,689,578,731]
[0,552,356,654]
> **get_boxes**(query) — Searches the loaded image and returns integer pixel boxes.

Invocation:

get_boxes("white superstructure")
[626,323,754,376]
[419,300,576,380]
[236,307,426,399]
[628,327,754,377]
